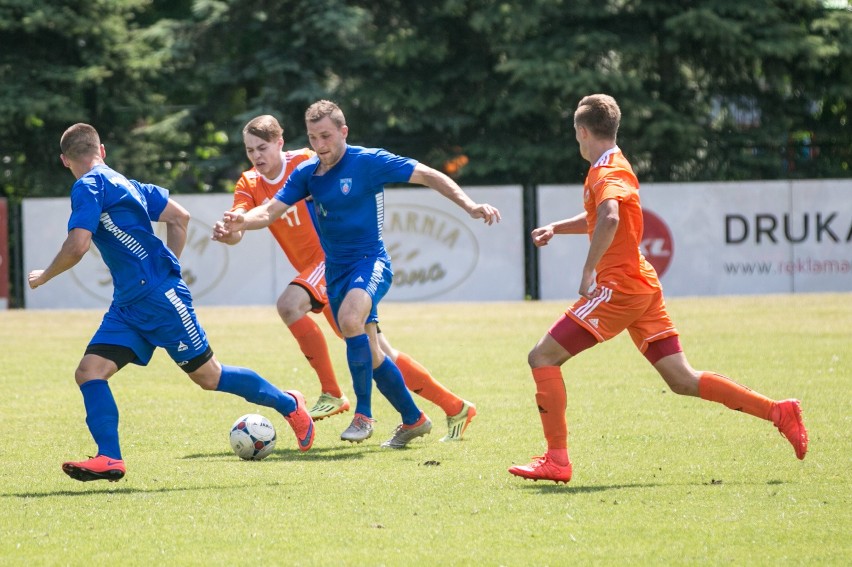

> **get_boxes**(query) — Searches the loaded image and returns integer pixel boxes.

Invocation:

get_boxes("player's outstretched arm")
[532,212,589,246]
[28,228,92,289]
[222,199,290,235]
[409,163,501,225]
[158,199,190,258]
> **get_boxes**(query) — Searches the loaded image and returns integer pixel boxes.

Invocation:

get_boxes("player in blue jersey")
[221,100,501,448]
[28,123,315,482]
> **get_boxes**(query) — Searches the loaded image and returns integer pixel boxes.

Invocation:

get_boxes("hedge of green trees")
[1,0,850,200]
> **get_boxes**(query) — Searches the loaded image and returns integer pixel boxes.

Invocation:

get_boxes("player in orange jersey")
[508,94,808,484]
[213,115,476,441]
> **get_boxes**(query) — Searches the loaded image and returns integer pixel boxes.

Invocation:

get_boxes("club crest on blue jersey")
[340,178,352,195]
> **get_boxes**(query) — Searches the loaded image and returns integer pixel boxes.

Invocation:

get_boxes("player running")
[508,94,808,484]
[219,101,500,448]
[29,123,314,482]
[212,114,478,442]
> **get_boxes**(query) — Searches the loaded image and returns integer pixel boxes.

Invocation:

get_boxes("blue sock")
[373,357,421,425]
[215,365,296,417]
[345,334,373,417]
[80,379,121,460]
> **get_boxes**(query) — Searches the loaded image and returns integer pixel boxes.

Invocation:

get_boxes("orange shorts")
[564,286,678,353]
[291,261,328,314]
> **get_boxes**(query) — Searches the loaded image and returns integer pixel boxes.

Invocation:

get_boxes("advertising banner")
[0,198,8,309]
[383,186,524,302]
[24,194,297,310]
[23,186,525,309]
[538,180,852,299]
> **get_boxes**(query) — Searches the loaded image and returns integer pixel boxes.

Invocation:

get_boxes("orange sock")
[395,352,464,416]
[287,316,342,398]
[698,372,775,420]
[533,366,568,451]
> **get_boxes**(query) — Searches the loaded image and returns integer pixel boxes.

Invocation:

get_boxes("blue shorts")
[326,256,393,326]
[89,277,210,367]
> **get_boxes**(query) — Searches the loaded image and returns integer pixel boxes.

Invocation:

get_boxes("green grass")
[1,295,850,565]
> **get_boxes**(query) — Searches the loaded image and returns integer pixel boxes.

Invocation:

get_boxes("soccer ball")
[229,414,277,461]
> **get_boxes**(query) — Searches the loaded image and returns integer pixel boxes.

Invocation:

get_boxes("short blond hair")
[305,100,346,128]
[60,123,101,160]
[574,94,621,140]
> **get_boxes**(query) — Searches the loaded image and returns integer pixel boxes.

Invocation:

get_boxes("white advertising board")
[23,186,525,309]
[383,186,524,302]
[23,194,295,309]
[538,180,852,299]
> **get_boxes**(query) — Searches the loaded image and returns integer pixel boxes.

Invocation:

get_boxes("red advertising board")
[0,198,8,308]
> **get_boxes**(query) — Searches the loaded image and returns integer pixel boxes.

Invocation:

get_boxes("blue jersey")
[67,164,181,306]
[275,145,417,265]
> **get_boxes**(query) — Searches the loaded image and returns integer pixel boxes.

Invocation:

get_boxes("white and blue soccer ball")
[229,414,277,461]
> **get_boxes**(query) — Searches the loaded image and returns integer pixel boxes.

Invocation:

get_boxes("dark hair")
[60,123,100,160]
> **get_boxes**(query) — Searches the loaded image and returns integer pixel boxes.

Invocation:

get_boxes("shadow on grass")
[3,447,378,499]
[516,482,662,494]
[181,444,373,462]
[515,478,791,494]
[3,481,292,499]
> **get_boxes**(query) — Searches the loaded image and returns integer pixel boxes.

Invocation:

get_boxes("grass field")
[1,294,849,565]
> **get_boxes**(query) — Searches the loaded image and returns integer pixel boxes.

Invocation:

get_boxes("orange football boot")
[62,455,126,482]
[508,454,572,484]
[771,399,808,460]
[284,390,315,452]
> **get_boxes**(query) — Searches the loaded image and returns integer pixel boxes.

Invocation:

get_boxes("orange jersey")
[583,147,660,294]
[231,149,324,271]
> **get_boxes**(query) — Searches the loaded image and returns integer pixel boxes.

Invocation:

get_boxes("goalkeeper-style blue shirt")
[275,145,417,265]
[67,164,181,306]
